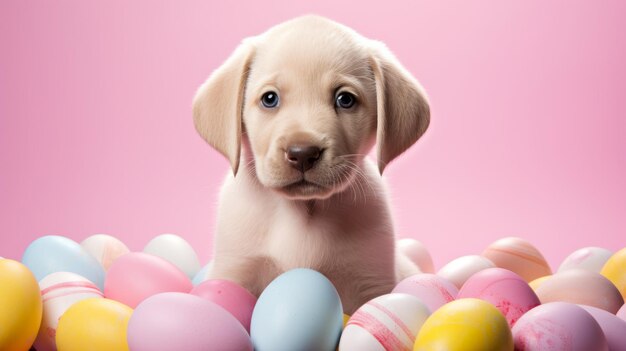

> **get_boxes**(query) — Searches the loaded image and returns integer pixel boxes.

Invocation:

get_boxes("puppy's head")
[193,16,429,200]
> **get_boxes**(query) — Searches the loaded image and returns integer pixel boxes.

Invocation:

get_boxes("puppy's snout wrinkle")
[285,145,323,172]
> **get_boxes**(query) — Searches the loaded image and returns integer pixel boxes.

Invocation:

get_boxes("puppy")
[193,15,430,314]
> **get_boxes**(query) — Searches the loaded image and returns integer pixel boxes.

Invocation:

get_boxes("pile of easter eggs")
[1,234,626,351]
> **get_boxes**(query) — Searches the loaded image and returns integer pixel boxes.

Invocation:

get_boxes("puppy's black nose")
[286,145,322,172]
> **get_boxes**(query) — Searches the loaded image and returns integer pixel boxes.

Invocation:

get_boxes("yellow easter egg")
[529,275,551,291]
[601,247,626,300]
[0,259,43,351]
[56,298,132,351]
[414,298,513,351]
[343,314,350,328]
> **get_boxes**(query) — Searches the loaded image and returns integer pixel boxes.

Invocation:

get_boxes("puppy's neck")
[304,200,316,215]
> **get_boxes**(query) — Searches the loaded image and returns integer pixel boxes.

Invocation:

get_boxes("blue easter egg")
[192,261,213,286]
[22,235,106,290]
[251,268,343,351]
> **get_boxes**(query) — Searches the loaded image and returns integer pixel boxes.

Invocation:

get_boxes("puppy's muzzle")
[285,145,324,172]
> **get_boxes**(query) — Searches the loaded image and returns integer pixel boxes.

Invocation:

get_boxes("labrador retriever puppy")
[193,15,429,314]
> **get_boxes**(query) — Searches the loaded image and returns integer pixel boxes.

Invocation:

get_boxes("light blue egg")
[251,268,343,351]
[21,235,106,290]
[192,260,213,286]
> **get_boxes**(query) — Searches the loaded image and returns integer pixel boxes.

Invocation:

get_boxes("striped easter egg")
[81,234,130,271]
[34,272,103,351]
[339,293,430,351]
[482,237,552,282]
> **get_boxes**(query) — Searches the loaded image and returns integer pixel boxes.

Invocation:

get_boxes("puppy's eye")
[335,92,356,109]
[261,91,279,108]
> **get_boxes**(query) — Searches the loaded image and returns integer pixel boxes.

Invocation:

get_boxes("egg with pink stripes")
[339,293,430,351]
[391,273,458,313]
[34,272,104,351]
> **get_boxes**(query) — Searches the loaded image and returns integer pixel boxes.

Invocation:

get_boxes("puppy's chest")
[263,202,383,271]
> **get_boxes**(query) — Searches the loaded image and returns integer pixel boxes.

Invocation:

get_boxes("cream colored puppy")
[193,15,429,314]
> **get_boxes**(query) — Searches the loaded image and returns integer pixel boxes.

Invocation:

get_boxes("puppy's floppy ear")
[193,42,255,175]
[370,42,430,174]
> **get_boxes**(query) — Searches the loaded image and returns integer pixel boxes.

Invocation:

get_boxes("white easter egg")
[339,293,430,351]
[437,255,495,289]
[81,234,130,271]
[34,271,103,351]
[143,234,201,279]
[397,238,434,273]
[558,247,613,273]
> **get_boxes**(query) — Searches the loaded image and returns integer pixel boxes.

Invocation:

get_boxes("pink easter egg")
[579,305,626,351]
[392,273,458,312]
[190,279,257,332]
[618,304,626,322]
[558,247,613,273]
[127,292,252,351]
[397,238,434,273]
[536,269,624,313]
[512,302,608,351]
[457,268,540,327]
[339,293,430,351]
[482,237,552,282]
[104,252,192,308]
[35,272,103,351]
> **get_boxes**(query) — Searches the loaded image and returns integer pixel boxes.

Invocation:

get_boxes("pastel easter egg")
[339,293,430,351]
[251,268,343,351]
[579,305,626,351]
[528,275,551,291]
[536,269,623,313]
[601,247,626,300]
[392,273,458,312]
[437,255,495,289]
[512,302,607,351]
[397,239,434,273]
[0,259,43,351]
[22,235,105,290]
[55,298,132,351]
[143,234,201,279]
[81,234,130,271]
[35,272,103,351]
[127,292,252,351]
[558,247,613,273]
[104,252,192,308]
[458,268,540,327]
[618,304,626,322]
[192,261,213,286]
[190,279,257,332]
[482,237,552,282]
[414,298,513,351]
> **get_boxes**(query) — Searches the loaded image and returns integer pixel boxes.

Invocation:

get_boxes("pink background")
[1,1,624,270]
